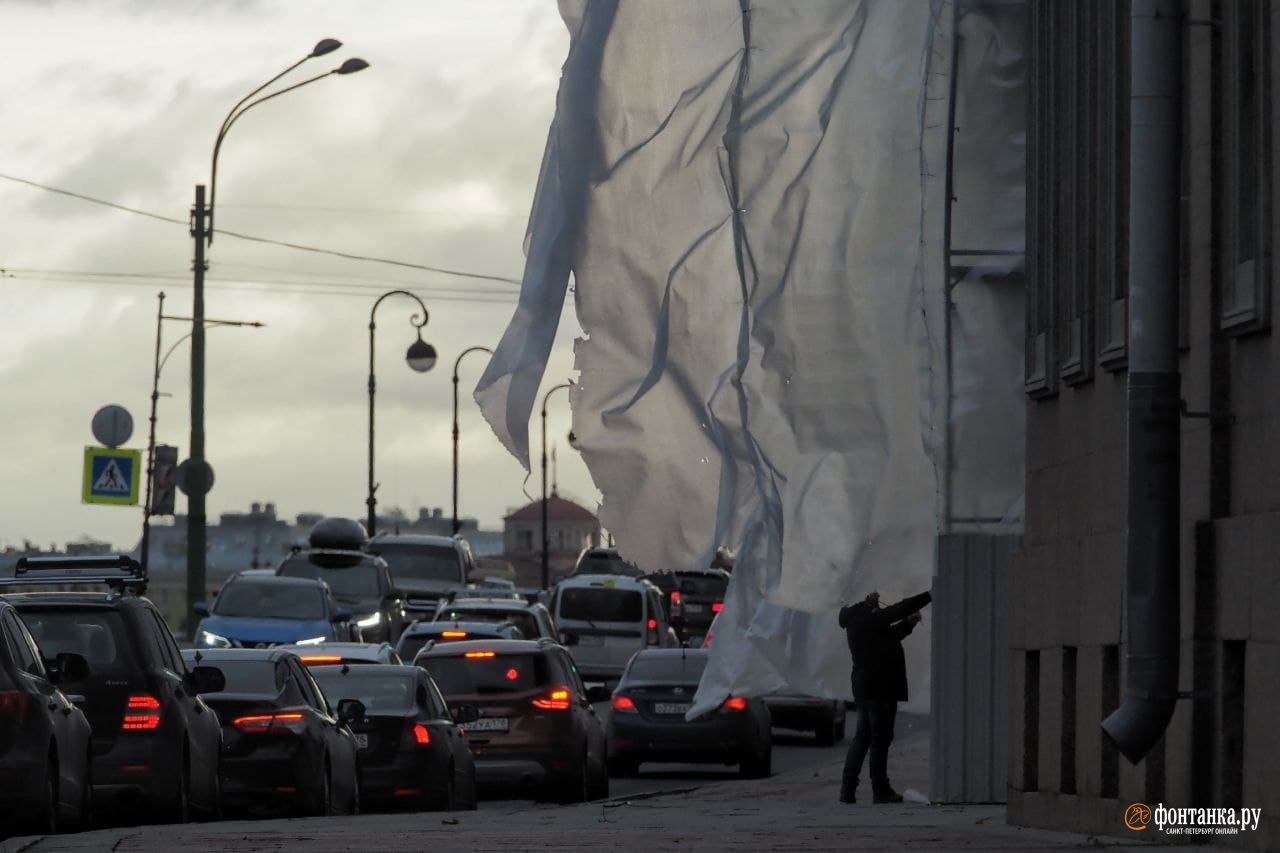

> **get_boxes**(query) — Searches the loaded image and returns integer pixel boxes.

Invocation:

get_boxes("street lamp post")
[451,346,493,535]
[540,382,572,590]
[186,39,368,625]
[141,292,263,575]
[367,291,437,537]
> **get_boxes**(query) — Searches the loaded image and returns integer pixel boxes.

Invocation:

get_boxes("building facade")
[501,492,601,588]
[1012,1,1277,848]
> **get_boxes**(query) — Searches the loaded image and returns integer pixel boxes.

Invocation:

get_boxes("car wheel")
[815,712,837,747]
[557,757,589,805]
[606,756,636,778]
[349,773,361,816]
[588,758,610,801]
[740,747,772,779]
[317,761,334,817]
[75,749,93,831]
[40,750,59,835]
[172,750,192,824]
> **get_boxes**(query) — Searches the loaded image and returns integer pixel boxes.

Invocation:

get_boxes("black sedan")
[181,648,362,817]
[308,663,478,811]
[606,649,771,778]
[0,600,93,836]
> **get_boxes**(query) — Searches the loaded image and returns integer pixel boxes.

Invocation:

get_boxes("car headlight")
[295,636,327,646]
[356,613,383,629]
[199,630,231,649]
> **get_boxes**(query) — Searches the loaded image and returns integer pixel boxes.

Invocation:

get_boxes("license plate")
[654,702,692,715]
[577,634,604,646]
[354,733,369,749]
[467,716,509,733]
[684,603,704,613]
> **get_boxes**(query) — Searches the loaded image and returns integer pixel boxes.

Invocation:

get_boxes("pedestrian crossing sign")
[82,446,141,506]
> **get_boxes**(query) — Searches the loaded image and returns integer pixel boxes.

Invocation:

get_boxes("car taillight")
[121,694,162,731]
[720,696,748,713]
[410,722,431,745]
[0,691,29,722]
[670,591,681,604]
[647,618,657,630]
[611,694,637,713]
[300,655,343,665]
[232,712,307,735]
[531,687,572,711]
[711,602,725,613]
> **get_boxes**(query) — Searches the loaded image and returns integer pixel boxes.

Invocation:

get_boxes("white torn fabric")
[475,0,1025,717]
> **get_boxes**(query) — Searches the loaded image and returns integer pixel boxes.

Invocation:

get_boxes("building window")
[1098,0,1130,369]
[1219,0,1272,333]
[517,530,533,552]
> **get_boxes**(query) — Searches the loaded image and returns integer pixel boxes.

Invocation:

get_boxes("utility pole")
[187,185,208,629]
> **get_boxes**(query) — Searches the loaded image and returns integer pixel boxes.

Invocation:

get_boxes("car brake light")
[233,712,307,735]
[720,696,748,712]
[611,695,637,713]
[300,655,343,665]
[711,602,724,613]
[670,591,681,603]
[0,691,29,722]
[647,618,657,630]
[531,687,572,711]
[464,650,496,659]
[122,694,162,731]
[441,631,467,639]
[411,722,431,745]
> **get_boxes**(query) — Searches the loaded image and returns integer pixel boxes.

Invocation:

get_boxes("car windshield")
[204,659,284,695]
[573,552,644,577]
[625,653,708,684]
[559,588,642,622]
[436,607,538,638]
[20,609,137,680]
[310,670,415,714]
[375,543,463,584]
[278,558,380,600]
[214,582,326,620]
[421,653,548,696]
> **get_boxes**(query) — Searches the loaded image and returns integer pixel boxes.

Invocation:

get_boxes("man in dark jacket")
[838,589,932,803]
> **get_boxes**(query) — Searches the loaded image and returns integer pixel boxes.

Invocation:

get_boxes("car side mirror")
[332,608,353,623]
[560,631,579,647]
[49,652,91,684]
[192,602,210,617]
[187,665,226,695]
[337,698,366,724]
[452,703,480,724]
[585,685,611,703]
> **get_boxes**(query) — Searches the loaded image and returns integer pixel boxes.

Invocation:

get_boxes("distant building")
[501,492,601,588]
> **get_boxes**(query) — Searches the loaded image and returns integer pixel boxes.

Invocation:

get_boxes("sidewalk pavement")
[4,727,1209,852]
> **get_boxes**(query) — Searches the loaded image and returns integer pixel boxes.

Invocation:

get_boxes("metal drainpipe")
[1101,0,1182,764]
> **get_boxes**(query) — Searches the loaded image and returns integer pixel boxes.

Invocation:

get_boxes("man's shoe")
[872,786,903,804]
[839,787,857,804]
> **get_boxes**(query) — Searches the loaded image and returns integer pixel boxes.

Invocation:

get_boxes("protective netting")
[475,0,1025,715]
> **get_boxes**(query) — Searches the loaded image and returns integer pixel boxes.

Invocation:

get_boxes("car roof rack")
[2,554,148,594]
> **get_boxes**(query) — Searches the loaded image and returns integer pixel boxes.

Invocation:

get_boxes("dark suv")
[642,568,730,644]
[414,639,609,803]
[5,556,226,823]
[277,517,407,645]
[367,533,473,623]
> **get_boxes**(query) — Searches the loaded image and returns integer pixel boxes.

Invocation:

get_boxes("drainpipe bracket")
[1179,399,1235,426]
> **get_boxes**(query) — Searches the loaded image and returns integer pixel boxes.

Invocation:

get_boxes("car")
[6,556,226,823]
[277,517,408,645]
[0,598,93,836]
[307,663,478,811]
[569,547,645,578]
[548,574,678,682]
[414,639,610,803]
[366,533,474,623]
[606,648,771,778]
[193,573,358,649]
[762,692,847,745]
[396,620,526,662]
[432,597,558,643]
[642,568,730,644]
[180,647,362,817]
[278,642,402,667]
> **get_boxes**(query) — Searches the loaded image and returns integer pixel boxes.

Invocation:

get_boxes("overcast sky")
[1,1,591,550]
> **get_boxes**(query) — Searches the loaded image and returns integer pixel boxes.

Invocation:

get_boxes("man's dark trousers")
[842,699,897,794]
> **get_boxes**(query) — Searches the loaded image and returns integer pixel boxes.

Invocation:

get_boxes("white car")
[549,574,678,682]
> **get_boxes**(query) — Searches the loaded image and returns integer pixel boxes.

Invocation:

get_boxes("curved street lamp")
[451,346,493,536]
[540,381,573,590]
[367,290,437,537]
[186,39,369,626]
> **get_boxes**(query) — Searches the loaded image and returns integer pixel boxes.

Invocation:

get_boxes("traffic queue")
[0,519,804,840]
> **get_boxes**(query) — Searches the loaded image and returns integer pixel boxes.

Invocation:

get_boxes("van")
[550,575,677,682]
